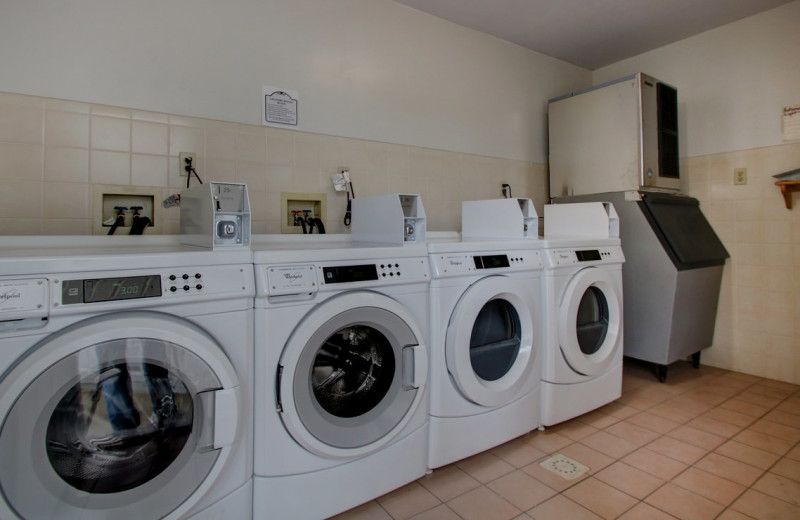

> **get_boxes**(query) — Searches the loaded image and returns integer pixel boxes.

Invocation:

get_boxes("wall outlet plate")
[179,152,197,177]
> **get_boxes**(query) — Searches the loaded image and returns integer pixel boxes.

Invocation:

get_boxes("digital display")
[63,276,162,304]
[576,250,602,262]
[473,255,510,269]
[322,265,379,284]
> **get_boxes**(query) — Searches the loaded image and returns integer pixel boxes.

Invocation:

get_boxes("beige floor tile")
[715,508,761,520]
[764,410,800,429]
[694,453,765,487]
[703,407,758,428]
[787,444,800,461]
[407,504,460,520]
[720,398,771,418]
[752,472,800,507]
[731,489,800,520]
[664,395,715,417]
[418,465,481,502]
[594,461,665,500]
[671,467,747,506]
[576,409,621,429]
[376,482,441,520]
[776,399,800,416]
[332,500,392,520]
[748,383,795,400]
[600,401,640,420]
[486,469,557,511]
[522,430,572,454]
[687,415,746,439]
[716,440,781,470]
[681,389,730,406]
[648,401,700,424]
[550,420,599,441]
[749,420,800,443]
[562,477,638,519]
[560,443,615,474]
[770,457,800,482]
[666,424,727,451]
[622,447,688,481]
[735,391,785,410]
[527,495,603,520]
[456,452,515,484]
[579,430,639,459]
[646,436,708,465]
[446,486,520,520]
[617,502,681,520]
[490,438,547,468]
[733,428,796,455]
[623,411,680,436]
[645,482,725,520]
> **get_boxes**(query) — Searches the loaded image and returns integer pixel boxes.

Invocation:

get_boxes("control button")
[169,274,177,281]
[397,272,401,277]
[389,272,394,276]
[380,264,385,269]
[194,273,202,279]
[182,274,189,280]
[183,285,190,291]
[395,263,399,268]
[170,286,178,292]
[195,284,203,290]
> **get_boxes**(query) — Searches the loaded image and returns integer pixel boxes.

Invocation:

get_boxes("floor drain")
[539,454,590,480]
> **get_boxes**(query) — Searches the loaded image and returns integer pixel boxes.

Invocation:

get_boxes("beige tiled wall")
[0,92,548,236]
[683,142,800,384]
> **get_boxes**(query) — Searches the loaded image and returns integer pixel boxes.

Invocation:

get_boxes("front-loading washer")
[540,237,625,426]
[251,235,430,520]
[427,238,543,469]
[0,235,254,520]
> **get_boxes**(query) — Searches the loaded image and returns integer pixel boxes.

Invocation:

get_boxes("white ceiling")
[392,0,793,70]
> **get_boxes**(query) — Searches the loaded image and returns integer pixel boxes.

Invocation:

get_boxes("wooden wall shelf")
[775,180,800,209]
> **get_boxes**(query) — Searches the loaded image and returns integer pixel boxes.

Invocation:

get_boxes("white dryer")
[540,237,625,426]
[0,236,254,520]
[427,238,543,469]
[251,235,429,520]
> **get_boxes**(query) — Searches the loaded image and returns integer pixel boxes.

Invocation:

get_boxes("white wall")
[0,0,588,163]
[593,0,800,158]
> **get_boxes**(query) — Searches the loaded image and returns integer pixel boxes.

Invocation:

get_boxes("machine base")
[253,427,427,520]
[186,479,252,520]
[428,388,541,469]
[541,363,622,427]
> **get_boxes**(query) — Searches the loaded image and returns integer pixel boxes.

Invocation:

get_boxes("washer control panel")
[544,246,625,268]
[430,249,542,278]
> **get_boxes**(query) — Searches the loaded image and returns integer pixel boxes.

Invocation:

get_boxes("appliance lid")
[639,193,729,270]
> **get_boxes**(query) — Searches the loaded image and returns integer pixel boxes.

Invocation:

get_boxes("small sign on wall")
[263,86,299,128]
[783,104,800,141]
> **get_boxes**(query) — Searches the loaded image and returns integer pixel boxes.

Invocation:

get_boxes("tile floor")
[332,359,800,520]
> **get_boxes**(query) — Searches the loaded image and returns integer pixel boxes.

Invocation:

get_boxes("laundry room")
[0,1,799,519]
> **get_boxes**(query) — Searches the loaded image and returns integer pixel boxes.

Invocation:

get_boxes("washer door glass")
[469,299,522,381]
[557,268,621,377]
[0,312,237,520]
[575,286,609,355]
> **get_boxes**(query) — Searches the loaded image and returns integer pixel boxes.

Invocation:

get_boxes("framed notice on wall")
[262,86,299,128]
[783,104,800,141]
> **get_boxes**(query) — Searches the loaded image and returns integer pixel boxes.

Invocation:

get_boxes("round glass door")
[0,312,238,520]
[278,292,427,459]
[446,276,536,407]
[557,268,621,377]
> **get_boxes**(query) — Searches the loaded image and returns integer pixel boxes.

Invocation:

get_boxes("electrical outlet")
[734,167,747,185]
[179,152,197,177]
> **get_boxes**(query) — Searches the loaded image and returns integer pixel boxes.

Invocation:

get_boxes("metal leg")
[692,352,701,369]
[657,364,668,383]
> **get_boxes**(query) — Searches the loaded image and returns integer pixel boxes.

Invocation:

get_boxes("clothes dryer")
[540,237,625,426]
[251,235,429,520]
[0,236,254,520]
[427,238,543,469]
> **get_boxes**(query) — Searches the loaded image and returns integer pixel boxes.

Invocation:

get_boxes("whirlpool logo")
[283,272,305,282]
[0,289,22,305]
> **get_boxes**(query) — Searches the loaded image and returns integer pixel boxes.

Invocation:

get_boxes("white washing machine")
[540,237,625,426]
[0,236,254,520]
[427,237,543,469]
[251,235,430,520]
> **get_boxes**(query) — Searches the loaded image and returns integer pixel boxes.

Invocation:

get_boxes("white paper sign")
[263,86,299,127]
[783,104,800,141]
